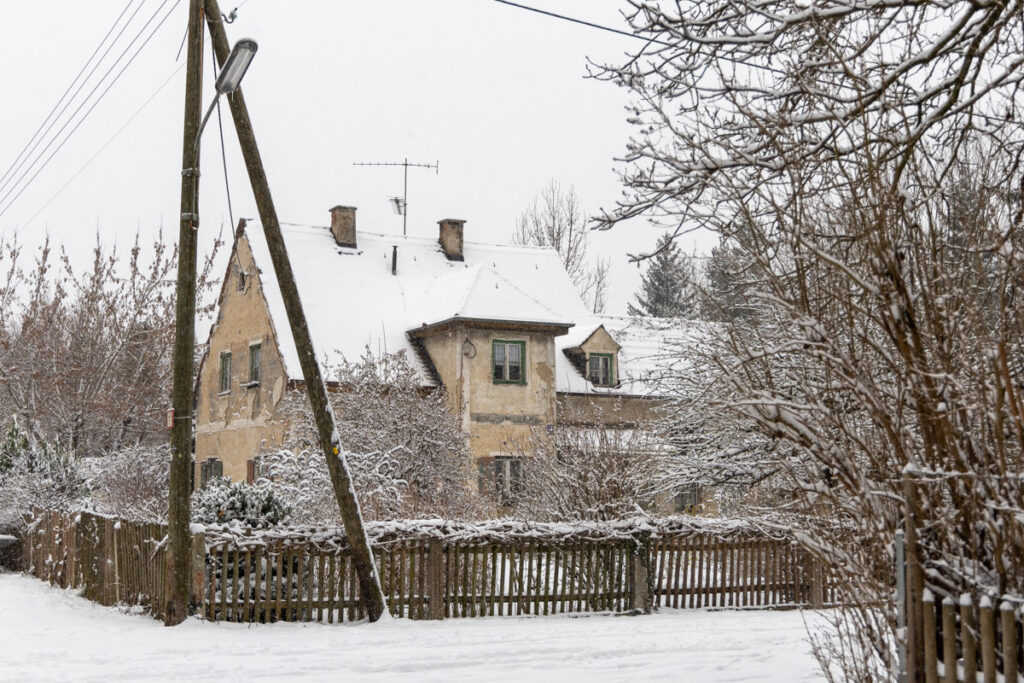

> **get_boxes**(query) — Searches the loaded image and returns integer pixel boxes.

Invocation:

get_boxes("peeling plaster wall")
[194,236,288,484]
[558,394,663,427]
[421,326,557,460]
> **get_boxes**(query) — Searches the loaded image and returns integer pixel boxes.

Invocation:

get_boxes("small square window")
[249,343,262,384]
[674,483,702,513]
[588,353,614,386]
[479,456,522,505]
[200,458,223,487]
[219,351,232,393]
[492,340,525,384]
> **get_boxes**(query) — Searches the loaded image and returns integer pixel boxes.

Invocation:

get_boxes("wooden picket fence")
[917,589,1023,682]
[22,510,832,623]
[23,508,174,619]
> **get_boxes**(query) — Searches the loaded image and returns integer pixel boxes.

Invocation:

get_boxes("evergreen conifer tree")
[627,234,696,318]
[701,238,758,322]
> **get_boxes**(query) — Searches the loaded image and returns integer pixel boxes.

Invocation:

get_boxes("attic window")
[237,270,246,291]
[492,340,525,384]
[588,353,615,387]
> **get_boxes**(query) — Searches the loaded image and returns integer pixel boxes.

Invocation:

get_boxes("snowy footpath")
[0,572,830,682]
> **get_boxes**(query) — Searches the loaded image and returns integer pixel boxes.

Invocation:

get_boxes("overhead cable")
[0,0,182,220]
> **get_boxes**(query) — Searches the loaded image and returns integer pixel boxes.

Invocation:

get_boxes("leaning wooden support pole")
[203,0,386,621]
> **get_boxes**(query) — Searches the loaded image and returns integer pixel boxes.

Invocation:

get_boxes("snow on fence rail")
[21,509,835,623]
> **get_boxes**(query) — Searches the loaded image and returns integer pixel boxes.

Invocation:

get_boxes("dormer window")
[588,353,615,387]
[493,340,525,384]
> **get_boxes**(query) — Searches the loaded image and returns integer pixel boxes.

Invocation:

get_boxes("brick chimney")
[330,205,357,248]
[438,218,465,261]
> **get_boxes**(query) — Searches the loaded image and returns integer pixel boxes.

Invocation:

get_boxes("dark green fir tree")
[627,234,696,318]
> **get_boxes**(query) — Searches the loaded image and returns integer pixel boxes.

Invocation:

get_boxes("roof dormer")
[562,324,621,388]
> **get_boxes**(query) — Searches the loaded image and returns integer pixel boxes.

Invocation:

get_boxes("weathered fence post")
[190,531,206,612]
[630,531,652,613]
[101,517,116,606]
[426,539,445,620]
[810,555,824,609]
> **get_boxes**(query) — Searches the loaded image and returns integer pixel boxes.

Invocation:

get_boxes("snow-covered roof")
[242,219,695,396]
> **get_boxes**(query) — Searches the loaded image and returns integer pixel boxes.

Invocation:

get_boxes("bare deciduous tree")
[513,180,610,313]
[512,402,664,521]
[0,233,220,457]
[598,2,1024,677]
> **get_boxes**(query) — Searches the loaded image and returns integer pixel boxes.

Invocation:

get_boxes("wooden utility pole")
[165,0,204,626]
[203,0,387,621]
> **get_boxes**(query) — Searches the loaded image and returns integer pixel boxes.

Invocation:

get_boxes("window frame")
[478,456,522,505]
[492,339,526,385]
[200,457,223,488]
[218,351,232,394]
[588,352,615,387]
[247,342,262,385]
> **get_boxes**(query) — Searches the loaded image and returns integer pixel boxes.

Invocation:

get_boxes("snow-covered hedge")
[195,514,795,552]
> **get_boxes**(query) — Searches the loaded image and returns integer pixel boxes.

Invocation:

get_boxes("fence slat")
[922,590,938,683]
[980,598,996,683]
[962,595,977,683]
[1001,601,1018,683]
[941,597,956,683]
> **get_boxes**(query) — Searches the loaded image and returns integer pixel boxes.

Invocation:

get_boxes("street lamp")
[215,38,257,93]
[196,38,258,157]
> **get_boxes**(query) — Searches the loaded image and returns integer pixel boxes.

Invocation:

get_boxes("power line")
[0,0,147,196]
[0,0,182,220]
[23,64,186,228]
[491,0,673,48]
[0,0,163,206]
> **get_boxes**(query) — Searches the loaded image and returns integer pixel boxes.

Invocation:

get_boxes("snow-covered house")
[194,206,687,495]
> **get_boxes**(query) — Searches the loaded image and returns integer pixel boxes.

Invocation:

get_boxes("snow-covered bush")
[512,403,664,522]
[259,446,406,524]
[261,349,488,522]
[0,419,88,528]
[86,444,169,521]
[191,477,289,528]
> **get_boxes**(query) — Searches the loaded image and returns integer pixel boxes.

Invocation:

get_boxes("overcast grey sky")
[0,1,711,314]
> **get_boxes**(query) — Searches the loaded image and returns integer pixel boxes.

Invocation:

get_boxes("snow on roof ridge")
[248,218,561,255]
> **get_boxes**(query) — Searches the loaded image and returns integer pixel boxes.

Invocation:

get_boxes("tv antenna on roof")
[352,158,439,236]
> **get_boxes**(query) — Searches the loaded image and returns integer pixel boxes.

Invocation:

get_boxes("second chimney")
[439,218,465,261]
[330,205,357,248]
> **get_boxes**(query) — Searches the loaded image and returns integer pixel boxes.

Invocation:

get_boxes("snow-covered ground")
[0,571,830,682]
